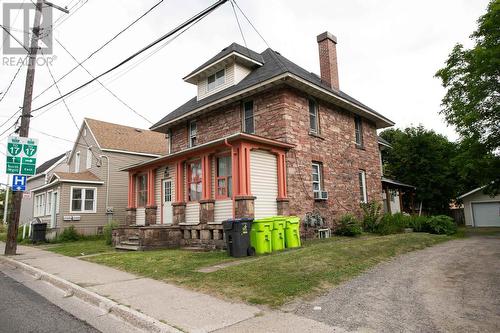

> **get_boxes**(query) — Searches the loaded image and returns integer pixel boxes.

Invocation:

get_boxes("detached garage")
[459,187,500,227]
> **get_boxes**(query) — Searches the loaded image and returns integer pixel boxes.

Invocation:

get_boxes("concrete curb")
[0,256,182,333]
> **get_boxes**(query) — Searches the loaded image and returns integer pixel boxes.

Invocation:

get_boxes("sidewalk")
[0,243,337,333]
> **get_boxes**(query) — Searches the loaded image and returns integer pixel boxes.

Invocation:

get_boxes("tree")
[435,0,500,152]
[380,126,458,214]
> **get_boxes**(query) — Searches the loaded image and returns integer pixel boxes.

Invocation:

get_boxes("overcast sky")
[0,0,491,184]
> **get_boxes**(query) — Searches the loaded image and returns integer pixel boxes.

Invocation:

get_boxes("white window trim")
[54,190,59,214]
[359,170,368,203]
[34,192,46,217]
[69,186,97,214]
[189,120,197,148]
[206,68,225,92]
[45,190,53,216]
[75,151,81,173]
[309,98,319,134]
[312,162,322,194]
[86,147,92,169]
[167,129,172,155]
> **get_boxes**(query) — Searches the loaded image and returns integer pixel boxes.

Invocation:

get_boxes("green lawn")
[86,233,454,307]
[47,238,114,257]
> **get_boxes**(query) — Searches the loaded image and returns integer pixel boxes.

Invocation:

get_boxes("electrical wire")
[0,55,28,103]
[229,0,247,49]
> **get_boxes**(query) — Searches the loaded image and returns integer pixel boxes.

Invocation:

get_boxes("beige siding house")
[31,118,166,237]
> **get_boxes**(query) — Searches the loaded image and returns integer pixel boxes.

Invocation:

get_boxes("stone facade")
[234,196,255,218]
[112,226,182,250]
[125,208,136,226]
[145,206,157,226]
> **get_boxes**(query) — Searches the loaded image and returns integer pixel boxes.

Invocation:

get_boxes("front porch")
[115,133,294,250]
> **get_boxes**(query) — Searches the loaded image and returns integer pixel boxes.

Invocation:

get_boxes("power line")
[54,37,153,124]
[29,0,228,114]
[0,55,28,103]
[231,0,271,49]
[229,0,247,49]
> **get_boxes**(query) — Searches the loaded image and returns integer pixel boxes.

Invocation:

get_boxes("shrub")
[57,226,80,242]
[334,214,362,236]
[361,201,383,233]
[376,213,410,235]
[103,221,119,245]
[408,215,429,232]
[425,215,457,235]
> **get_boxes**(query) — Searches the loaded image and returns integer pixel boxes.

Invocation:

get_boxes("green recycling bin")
[250,218,272,254]
[271,216,286,251]
[285,216,301,248]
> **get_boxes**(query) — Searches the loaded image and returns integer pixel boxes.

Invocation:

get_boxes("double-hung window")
[136,174,148,207]
[309,98,319,134]
[71,187,96,213]
[86,148,92,169]
[189,121,197,147]
[216,155,232,199]
[167,129,172,154]
[188,160,202,201]
[207,69,225,92]
[358,170,367,203]
[312,162,323,194]
[354,115,363,147]
[34,193,46,217]
[243,101,254,134]
[75,151,80,172]
[45,191,52,216]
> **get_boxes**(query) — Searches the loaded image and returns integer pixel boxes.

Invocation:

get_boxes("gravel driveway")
[288,234,500,333]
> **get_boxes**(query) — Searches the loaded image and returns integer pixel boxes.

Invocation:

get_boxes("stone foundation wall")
[112,226,182,250]
[180,224,225,250]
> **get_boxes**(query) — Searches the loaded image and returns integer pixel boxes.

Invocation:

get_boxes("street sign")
[12,175,27,192]
[6,136,38,175]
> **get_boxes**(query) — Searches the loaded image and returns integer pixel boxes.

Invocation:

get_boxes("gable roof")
[35,153,67,174]
[457,186,487,199]
[151,44,394,131]
[377,136,392,148]
[52,171,102,183]
[84,118,166,156]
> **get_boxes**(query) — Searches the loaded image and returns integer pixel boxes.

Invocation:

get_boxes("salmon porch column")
[199,154,215,225]
[275,151,290,216]
[126,172,136,225]
[172,160,186,225]
[232,143,255,219]
[144,168,157,226]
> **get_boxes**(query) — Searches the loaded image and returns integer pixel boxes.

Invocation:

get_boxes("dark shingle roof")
[377,136,392,147]
[183,42,264,80]
[36,153,66,174]
[152,43,393,130]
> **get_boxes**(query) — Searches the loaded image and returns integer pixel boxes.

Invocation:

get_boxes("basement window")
[207,69,225,92]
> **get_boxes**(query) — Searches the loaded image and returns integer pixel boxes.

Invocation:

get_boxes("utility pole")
[4,0,68,255]
[3,178,10,224]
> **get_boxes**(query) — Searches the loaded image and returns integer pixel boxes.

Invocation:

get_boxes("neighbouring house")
[377,136,416,214]
[19,152,68,226]
[30,118,166,238]
[458,187,500,227]
[117,31,396,250]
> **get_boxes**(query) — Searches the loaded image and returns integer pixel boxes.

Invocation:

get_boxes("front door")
[162,179,173,224]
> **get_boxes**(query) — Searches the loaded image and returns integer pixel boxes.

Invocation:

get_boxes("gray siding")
[463,191,500,226]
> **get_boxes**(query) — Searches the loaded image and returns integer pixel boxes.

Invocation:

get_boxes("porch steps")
[181,246,211,252]
[115,243,141,251]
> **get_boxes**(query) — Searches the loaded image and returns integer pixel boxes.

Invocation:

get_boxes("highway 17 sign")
[6,136,38,175]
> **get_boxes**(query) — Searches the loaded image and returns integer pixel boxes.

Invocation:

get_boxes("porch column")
[126,172,136,225]
[200,154,214,224]
[232,143,255,218]
[275,151,289,216]
[173,160,186,225]
[145,168,157,226]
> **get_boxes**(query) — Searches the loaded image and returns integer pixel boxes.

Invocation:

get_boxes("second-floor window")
[188,160,202,201]
[355,115,363,147]
[86,148,92,169]
[309,98,319,134]
[216,155,232,199]
[167,129,172,154]
[75,151,80,173]
[136,174,148,207]
[207,69,225,92]
[359,170,367,203]
[189,121,197,147]
[312,162,323,194]
[243,101,254,134]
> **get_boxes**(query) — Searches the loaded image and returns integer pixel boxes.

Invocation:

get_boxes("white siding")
[136,207,145,226]
[197,65,235,100]
[185,202,200,225]
[250,150,278,219]
[234,62,251,84]
[214,200,233,224]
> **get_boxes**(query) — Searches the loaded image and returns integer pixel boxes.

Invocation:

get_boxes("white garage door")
[250,150,278,219]
[472,202,500,227]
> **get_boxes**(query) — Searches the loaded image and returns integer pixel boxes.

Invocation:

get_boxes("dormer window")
[207,69,225,92]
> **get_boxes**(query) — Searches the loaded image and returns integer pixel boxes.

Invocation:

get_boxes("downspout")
[99,155,111,223]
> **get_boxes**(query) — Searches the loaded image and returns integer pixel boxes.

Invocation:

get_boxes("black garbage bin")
[31,222,47,243]
[223,218,253,257]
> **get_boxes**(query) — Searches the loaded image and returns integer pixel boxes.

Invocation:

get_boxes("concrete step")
[120,241,140,246]
[115,244,141,251]
[181,246,210,252]
[128,235,140,241]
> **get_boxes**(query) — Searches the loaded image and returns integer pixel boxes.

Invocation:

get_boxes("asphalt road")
[0,270,99,333]
[290,234,500,333]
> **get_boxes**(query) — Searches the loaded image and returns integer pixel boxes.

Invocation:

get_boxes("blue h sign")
[12,175,27,192]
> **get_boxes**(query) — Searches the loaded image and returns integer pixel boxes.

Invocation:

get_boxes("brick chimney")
[317,31,339,90]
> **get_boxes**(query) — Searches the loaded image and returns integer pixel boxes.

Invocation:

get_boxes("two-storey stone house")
[119,32,394,249]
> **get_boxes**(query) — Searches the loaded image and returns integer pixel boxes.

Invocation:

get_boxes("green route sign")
[5,136,39,175]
